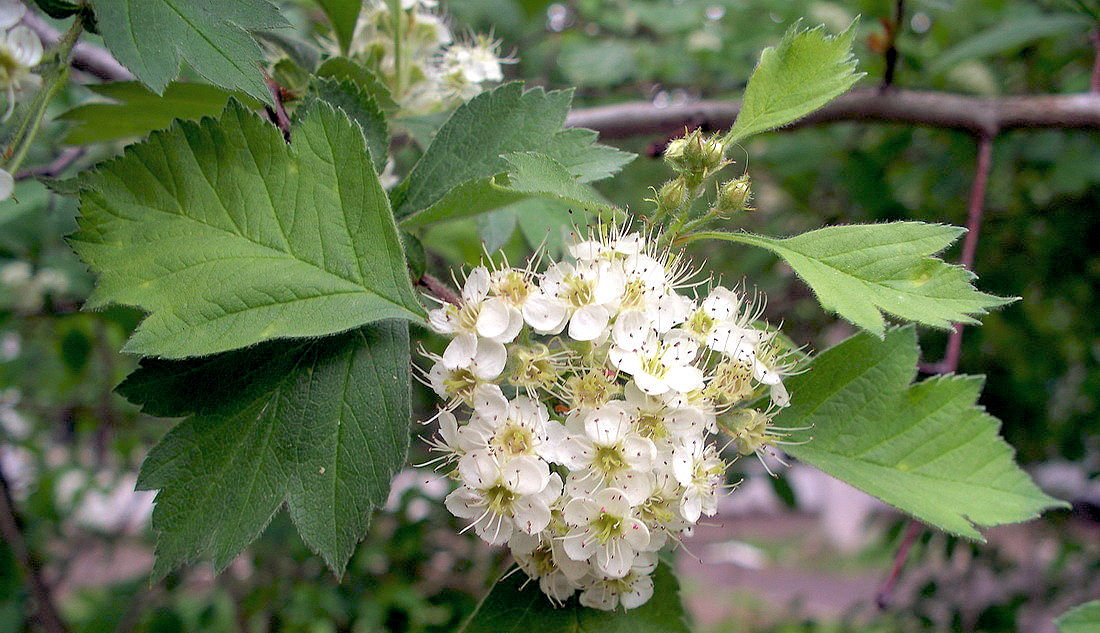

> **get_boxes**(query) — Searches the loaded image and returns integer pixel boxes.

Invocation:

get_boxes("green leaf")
[726,20,863,145]
[89,0,289,105]
[392,82,631,221]
[308,77,390,172]
[399,152,613,229]
[70,100,425,359]
[59,82,263,145]
[928,14,1091,77]
[316,57,399,112]
[458,562,691,633]
[120,321,410,576]
[695,222,1013,336]
[477,208,518,252]
[312,0,362,54]
[1057,600,1100,633]
[776,326,1067,539]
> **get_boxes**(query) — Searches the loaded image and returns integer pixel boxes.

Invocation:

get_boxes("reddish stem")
[419,272,460,305]
[1091,29,1100,93]
[876,519,923,609]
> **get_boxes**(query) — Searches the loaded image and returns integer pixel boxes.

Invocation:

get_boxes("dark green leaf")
[316,57,398,112]
[89,0,289,105]
[312,0,362,55]
[309,77,390,171]
[459,562,691,633]
[928,14,1091,77]
[121,321,410,576]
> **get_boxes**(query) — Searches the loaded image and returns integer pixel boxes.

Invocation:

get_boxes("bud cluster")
[418,228,798,610]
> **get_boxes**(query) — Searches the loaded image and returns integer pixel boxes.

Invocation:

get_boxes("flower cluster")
[419,228,798,610]
[0,0,43,121]
[341,0,507,114]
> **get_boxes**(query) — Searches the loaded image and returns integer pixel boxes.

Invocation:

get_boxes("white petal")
[493,308,524,343]
[563,497,598,526]
[569,239,604,260]
[475,297,511,339]
[612,310,651,351]
[562,527,596,561]
[472,387,508,420]
[702,286,738,320]
[0,168,12,202]
[458,451,499,489]
[0,0,26,30]
[681,490,703,523]
[584,404,630,444]
[753,358,782,385]
[623,518,650,550]
[444,487,484,519]
[508,531,541,555]
[621,436,657,471]
[620,576,654,609]
[634,370,670,396]
[428,307,456,334]
[660,332,699,365]
[592,487,631,517]
[512,496,551,534]
[597,543,633,579]
[592,264,626,304]
[663,365,704,393]
[522,294,568,333]
[437,410,460,447]
[568,305,609,341]
[613,469,654,505]
[770,381,790,407]
[580,586,617,611]
[470,338,507,379]
[501,456,549,495]
[463,266,489,302]
[560,437,594,470]
[442,333,477,369]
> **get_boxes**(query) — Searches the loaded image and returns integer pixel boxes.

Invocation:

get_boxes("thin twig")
[263,72,292,142]
[920,134,994,375]
[14,147,85,181]
[881,0,905,90]
[20,11,132,82]
[418,272,460,305]
[876,519,923,610]
[0,466,70,633]
[565,89,1100,139]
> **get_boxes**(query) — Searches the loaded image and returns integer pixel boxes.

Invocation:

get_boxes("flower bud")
[663,129,725,177]
[655,178,688,213]
[715,175,752,215]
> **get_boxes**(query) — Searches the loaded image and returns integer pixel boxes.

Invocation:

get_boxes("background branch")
[21,11,132,82]
[566,89,1100,138]
[0,467,69,633]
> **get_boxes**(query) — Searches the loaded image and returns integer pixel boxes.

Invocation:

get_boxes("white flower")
[623,381,707,448]
[671,438,724,523]
[562,487,650,578]
[0,24,43,114]
[445,452,558,544]
[578,552,658,610]
[559,403,656,504]
[526,260,625,340]
[610,314,703,395]
[427,333,507,403]
[457,394,558,464]
[568,231,644,262]
[509,530,590,603]
[428,267,522,343]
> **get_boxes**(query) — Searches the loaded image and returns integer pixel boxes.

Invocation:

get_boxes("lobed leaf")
[307,77,390,171]
[458,562,691,633]
[312,0,363,55]
[696,222,1013,336]
[777,326,1067,539]
[120,321,410,576]
[90,0,289,105]
[726,20,863,145]
[71,100,425,359]
[391,82,633,225]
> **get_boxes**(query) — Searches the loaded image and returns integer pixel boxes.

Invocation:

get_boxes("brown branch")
[21,11,132,82]
[14,147,85,181]
[0,466,69,633]
[418,272,460,305]
[881,0,905,90]
[875,519,923,609]
[565,89,1100,139]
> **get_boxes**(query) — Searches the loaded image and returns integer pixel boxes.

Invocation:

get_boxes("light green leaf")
[71,100,425,359]
[477,208,518,252]
[392,82,631,221]
[458,562,691,633]
[316,57,399,112]
[119,321,410,576]
[777,326,1067,539]
[1057,600,1100,633]
[928,14,1091,77]
[398,152,612,229]
[308,77,390,171]
[312,0,363,54]
[726,20,863,145]
[90,0,289,105]
[695,222,1013,336]
[59,82,263,145]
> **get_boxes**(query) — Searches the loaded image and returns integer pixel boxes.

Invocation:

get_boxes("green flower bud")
[715,175,752,215]
[655,178,688,213]
[663,129,725,177]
